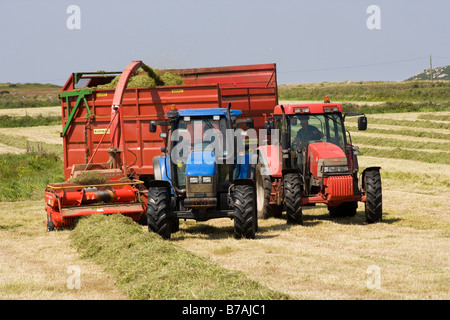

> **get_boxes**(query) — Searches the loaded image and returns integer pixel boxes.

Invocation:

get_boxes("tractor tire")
[364,170,382,223]
[256,162,282,219]
[147,187,172,239]
[233,185,256,239]
[328,201,358,218]
[284,173,303,225]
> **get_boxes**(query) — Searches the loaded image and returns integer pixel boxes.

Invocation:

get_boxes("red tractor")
[256,99,382,224]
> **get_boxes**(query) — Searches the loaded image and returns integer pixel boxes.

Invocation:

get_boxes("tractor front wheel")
[364,170,382,223]
[147,187,172,239]
[284,173,303,225]
[256,162,282,219]
[233,185,256,239]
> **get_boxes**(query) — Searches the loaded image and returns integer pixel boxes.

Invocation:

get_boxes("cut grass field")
[0,81,449,300]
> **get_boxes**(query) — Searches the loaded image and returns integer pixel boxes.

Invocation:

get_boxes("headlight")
[189,177,199,184]
[323,166,348,173]
[202,176,212,183]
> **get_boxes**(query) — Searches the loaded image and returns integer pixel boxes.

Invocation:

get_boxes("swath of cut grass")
[0,133,63,158]
[352,135,450,151]
[70,214,290,300]
[417,114,450,121]
[349,117,450,130]
[0,114,61,128]
[348,126,450,140]
[360,147,450,165]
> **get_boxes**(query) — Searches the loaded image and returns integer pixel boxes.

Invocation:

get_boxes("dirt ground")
[0,201,126,300]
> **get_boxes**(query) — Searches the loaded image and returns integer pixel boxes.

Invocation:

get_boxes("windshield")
[290,114,345,150]
[170,117,228,187]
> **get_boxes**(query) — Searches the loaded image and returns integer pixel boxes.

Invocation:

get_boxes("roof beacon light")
[324,95,330,103]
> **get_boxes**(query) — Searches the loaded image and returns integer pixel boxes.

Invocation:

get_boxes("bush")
[0,152,64,201]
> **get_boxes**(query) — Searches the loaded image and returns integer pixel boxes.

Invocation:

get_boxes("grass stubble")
[0,81,449,300]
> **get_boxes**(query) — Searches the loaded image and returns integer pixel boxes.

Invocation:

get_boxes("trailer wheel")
[46,216,55,232]
[256,163,282,219]
[364,170,382,223]
[284,173,303,225]
[233,185,256,239]
[147,187,172,239]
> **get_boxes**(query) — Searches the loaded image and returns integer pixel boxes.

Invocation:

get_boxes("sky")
[0,0,449,85]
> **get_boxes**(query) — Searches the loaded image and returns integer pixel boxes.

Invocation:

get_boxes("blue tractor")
[147,104,257,239]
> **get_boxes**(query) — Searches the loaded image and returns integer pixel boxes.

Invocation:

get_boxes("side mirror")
[246,118,254,129]
[149,121,157,133]
[264,120,274,135]
[358,116,367,131]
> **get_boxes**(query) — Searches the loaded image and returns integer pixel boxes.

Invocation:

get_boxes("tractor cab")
[258,98,381,226]
[269,103,367,195]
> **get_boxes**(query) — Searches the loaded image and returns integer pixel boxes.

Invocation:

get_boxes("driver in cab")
[294,115,323,147]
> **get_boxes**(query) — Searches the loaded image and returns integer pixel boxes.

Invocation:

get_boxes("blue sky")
[0,0,449,84]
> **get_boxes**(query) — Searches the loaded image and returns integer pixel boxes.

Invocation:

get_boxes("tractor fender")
[148,179,172,189]
[233,178,255,188]
[152,156,172,183]
[361,166,381,190]
[257,145,282,177]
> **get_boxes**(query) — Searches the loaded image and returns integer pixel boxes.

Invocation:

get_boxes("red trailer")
[59,61,277,181]
[44,61,278,230]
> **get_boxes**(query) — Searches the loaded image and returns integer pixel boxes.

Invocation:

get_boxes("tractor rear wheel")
[256,162,282,219]
[147,187,172,239]
[233,185,256,239]
[284,173,303,225]
[364,170,382,223]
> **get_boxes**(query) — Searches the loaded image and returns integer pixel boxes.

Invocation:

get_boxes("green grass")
[353,135,450,151]
[354,117,450,130]
[0,115,61,128]
[279,81,450,103]
[341,101,450,114]
[0,152,64,201]
[360,147,450,165]
[417,114,450,121]
[0,134,63,158]
[348,126,450,140]
[0,83,61,109]
[70,214,291,300]
[380,170,450,189]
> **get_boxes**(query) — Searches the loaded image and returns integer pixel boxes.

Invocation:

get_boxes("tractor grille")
[326,175,353,200]
[186,179,216,198]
